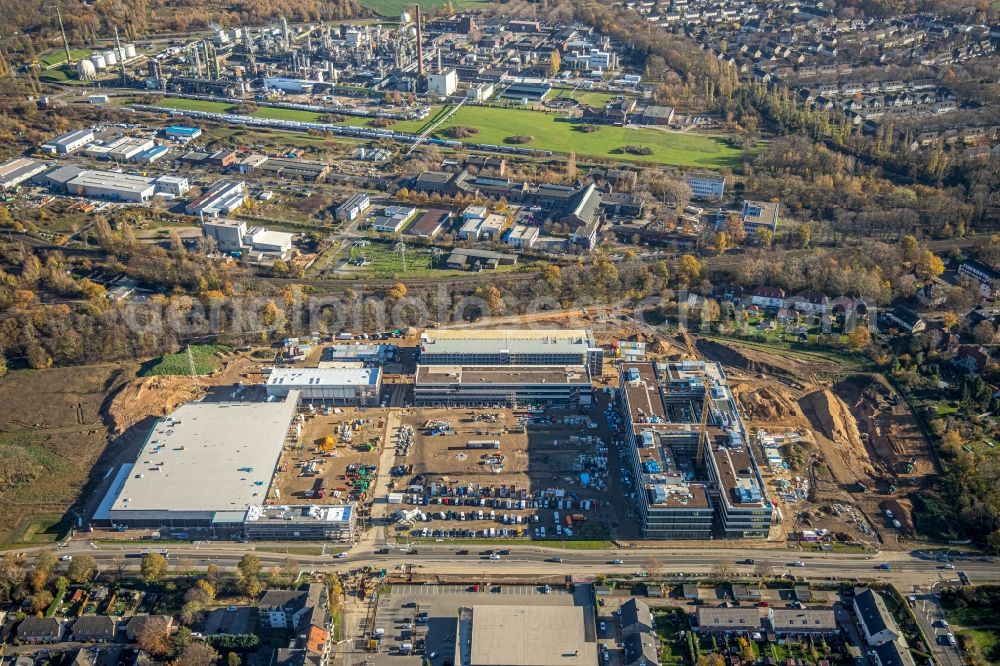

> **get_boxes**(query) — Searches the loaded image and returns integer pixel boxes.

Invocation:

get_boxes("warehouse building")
[419,329,603,376]
[414,365,592,406]
[164,125,203,141]
[0,158,49,191]
[41,128,95,155]
[454,605,594,666]
[93,393,300,532]
[186,179,247,217]
[320,344,397,365]
[335,193,371,222]
[243,505,355,541]
[65,170,156,203]
[154,175,191,197]
[265,367,382,405]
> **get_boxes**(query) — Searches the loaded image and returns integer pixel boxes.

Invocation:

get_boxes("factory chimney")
[414,4,424,79]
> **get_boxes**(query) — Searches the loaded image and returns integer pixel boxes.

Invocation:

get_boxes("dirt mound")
[801,389,875,481]
[108,376,201,434]
[697,339,793,376]
[737,386,799,421]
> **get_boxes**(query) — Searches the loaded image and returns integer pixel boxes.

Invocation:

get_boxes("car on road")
[743,558,755,565]
[456,549,469,555]
[609,559,623,565]
[934,619,950,628]
[877,563,892,570]
[941,563,955,569]
[335,552,348,558]
[547,557,563,563]
[375,548,390,555]
[406,549,418,555]
[791,561,805,567]
[499,550,511,555]
[489,553,500,560]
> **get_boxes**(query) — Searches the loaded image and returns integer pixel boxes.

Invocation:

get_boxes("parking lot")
[366,584,593,665]
[388,398,630,541]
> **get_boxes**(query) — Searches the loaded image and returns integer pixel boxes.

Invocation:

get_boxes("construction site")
[270,408,386,510]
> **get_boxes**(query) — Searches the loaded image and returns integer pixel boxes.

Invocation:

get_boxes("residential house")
[768,608,838,636]
[125,616,174,642]
[885,306,926,334]
[16,617,64,644]
[958,259,1000,298]
[751,286,786,309]
[621,632,659,666]
[70,616,118,642]
[619,598,655,637]
[258,584,328,632]
[853,588,900,646]
[695,606,761,633]
[505,224,539,249]
[954,345,991,375]
[871,640,916,666]
[732,584,762,602]
[792,291,830,315]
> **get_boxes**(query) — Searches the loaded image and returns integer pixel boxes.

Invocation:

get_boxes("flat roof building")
[618,361,772,539]
[740,200,779,234]
[265,367,382,405]
[186,179,247,218]
[96,393,300,531]
[41,128,95,155]
[65,170,156,203]
[414,364,592,407]
[420,329,603,376]
[404,208,450,239]
[244,504,355,541]
[455,605,594,666]
[0,158,49,191]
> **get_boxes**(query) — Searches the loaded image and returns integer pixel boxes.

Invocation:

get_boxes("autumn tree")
[140,552,168,583]
[849,326,872,351]
[677,254,702,286]
[135,615,171,657]
[67,555,97,584]
[236,554,263,600]
[176,642,219,666]
[548,49,561,77]
[387,282,408,300]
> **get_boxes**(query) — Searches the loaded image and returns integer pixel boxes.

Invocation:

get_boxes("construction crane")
[678,325,710,469]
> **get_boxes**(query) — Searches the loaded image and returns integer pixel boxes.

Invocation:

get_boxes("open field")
[152,97,438,133]
[433,106,743,167]
[39,48,91,67]
[328,239,528,279]
[0,364,131,547]
[360,0,494,16]
[140,344,232,376]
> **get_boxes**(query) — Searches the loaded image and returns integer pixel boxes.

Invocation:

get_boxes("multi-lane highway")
[51,539,999,590]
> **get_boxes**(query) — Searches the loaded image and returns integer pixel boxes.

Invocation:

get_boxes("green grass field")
[433,106,743,167]
[140,344,231,376]
[336,239,525,279]
[360,0,493,16]
[152,98,438,133]
[39,49,91,68]
[551,87,624,108]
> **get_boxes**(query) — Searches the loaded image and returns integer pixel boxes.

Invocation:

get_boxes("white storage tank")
[125,44,137,59]
[77,59,97,80]
[103,50,117,65]
[91,54,107,69]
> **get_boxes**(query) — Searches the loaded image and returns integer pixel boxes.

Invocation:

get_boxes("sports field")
[433,106,743,167]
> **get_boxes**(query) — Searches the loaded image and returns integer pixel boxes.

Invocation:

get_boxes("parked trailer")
[467,440,501,449]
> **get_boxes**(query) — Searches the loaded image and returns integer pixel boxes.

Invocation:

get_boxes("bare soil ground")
[695,337,938,549]
[0,364,131,543]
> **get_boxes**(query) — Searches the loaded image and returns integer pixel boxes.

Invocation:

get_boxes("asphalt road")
[50,540,1000,590]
